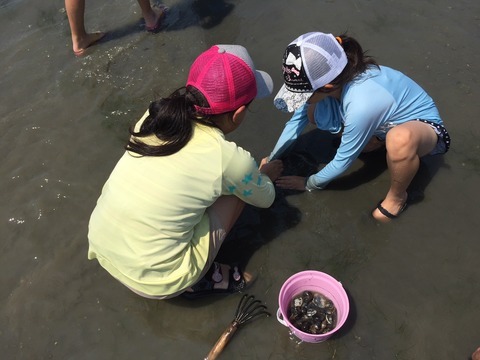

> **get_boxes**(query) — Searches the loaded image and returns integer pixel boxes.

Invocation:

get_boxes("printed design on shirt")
[242,173,253,184]
[228,172,264,198]
[243,189,253,197]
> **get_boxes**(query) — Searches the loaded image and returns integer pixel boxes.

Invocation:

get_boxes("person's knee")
[386,127,414,159]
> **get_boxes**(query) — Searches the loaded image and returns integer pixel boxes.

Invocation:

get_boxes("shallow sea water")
[1,0,479,359]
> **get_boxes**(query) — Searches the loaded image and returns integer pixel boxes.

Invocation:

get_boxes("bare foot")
[73,32,106,57]
[145,6,167,32]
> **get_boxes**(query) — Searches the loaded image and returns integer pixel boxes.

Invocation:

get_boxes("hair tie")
[335,36,343,45]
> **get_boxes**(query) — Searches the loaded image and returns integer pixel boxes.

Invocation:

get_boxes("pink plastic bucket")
[277,270,349,343]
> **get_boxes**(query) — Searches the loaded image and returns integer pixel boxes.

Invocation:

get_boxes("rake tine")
[205,294,270,360]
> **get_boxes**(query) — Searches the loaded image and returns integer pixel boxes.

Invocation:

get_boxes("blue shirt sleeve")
[273,66,442,191]
[269,105,309,161]
[269,97,344,161]
[306,99,382,190]
[306,77,395,190]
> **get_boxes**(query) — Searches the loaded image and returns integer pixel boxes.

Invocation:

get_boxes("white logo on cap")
[285,52,302,70]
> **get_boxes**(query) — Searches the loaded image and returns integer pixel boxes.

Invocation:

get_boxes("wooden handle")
[204,323,238,360]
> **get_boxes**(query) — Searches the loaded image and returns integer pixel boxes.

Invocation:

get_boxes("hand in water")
[275,175,307,191]
[259,158,283,182]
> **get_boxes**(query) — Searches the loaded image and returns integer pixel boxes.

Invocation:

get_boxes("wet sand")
[1,0,480,359]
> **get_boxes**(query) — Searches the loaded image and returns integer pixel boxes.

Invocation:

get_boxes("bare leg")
[185,196,250,292]
[65,0,105,55]
[209,196,255,288]
[136,0,166,30]
[372,121,438,222]
[209,195,246,235]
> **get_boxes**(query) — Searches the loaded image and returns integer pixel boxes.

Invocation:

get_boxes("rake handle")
[204,322,239,360]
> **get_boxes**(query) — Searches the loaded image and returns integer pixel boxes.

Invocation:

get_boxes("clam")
[288,291,338,334]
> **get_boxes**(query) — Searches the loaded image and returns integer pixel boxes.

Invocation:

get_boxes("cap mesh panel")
[304,47,330,83]
[187,46,258,114]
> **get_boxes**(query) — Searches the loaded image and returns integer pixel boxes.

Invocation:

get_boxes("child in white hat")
[270,32,450,222]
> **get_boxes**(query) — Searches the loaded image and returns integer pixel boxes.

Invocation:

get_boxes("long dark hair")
[329,33,379,88]
[125,86,215,157]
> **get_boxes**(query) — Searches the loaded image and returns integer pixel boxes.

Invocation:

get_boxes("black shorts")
[416,119,451,154]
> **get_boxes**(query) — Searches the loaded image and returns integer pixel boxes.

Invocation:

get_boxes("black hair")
[125,86,216,157]
[329,33,379,88]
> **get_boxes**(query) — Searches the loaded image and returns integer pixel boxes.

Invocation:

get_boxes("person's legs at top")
[372,120,438,222]
[472,347,480,360]
[65,0,105,56]
[65,0,167,55]
[136,0,167,32]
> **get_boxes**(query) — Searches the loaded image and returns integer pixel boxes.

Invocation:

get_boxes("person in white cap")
[88,45,283,299]
[269,32,451,222]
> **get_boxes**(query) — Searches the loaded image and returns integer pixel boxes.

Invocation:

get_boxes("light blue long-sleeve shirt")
[269,66,443,190]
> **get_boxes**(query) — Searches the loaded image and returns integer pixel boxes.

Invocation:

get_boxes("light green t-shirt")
[88,111,275,296]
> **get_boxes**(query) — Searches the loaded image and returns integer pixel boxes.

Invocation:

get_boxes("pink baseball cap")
[186,45,273,115]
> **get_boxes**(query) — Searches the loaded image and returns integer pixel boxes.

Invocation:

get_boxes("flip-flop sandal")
[375,200,408,220]
[145,5,168,33]
[181,262,248,300]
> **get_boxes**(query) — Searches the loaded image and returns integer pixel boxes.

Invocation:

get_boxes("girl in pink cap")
[87,45,283,299]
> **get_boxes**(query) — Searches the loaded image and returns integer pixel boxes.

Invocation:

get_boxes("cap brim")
[255,70,274,99]
[274,84,312,113]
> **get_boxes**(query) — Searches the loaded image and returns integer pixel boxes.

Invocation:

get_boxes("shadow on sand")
[156,128,446,321]
[272,128,447,206]
[99,0,235,45]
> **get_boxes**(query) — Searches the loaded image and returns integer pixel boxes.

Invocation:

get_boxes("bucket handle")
[276,308,288,327]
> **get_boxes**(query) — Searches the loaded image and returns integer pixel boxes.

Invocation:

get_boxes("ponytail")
[126,87,213,156]
[330,33,379,87]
